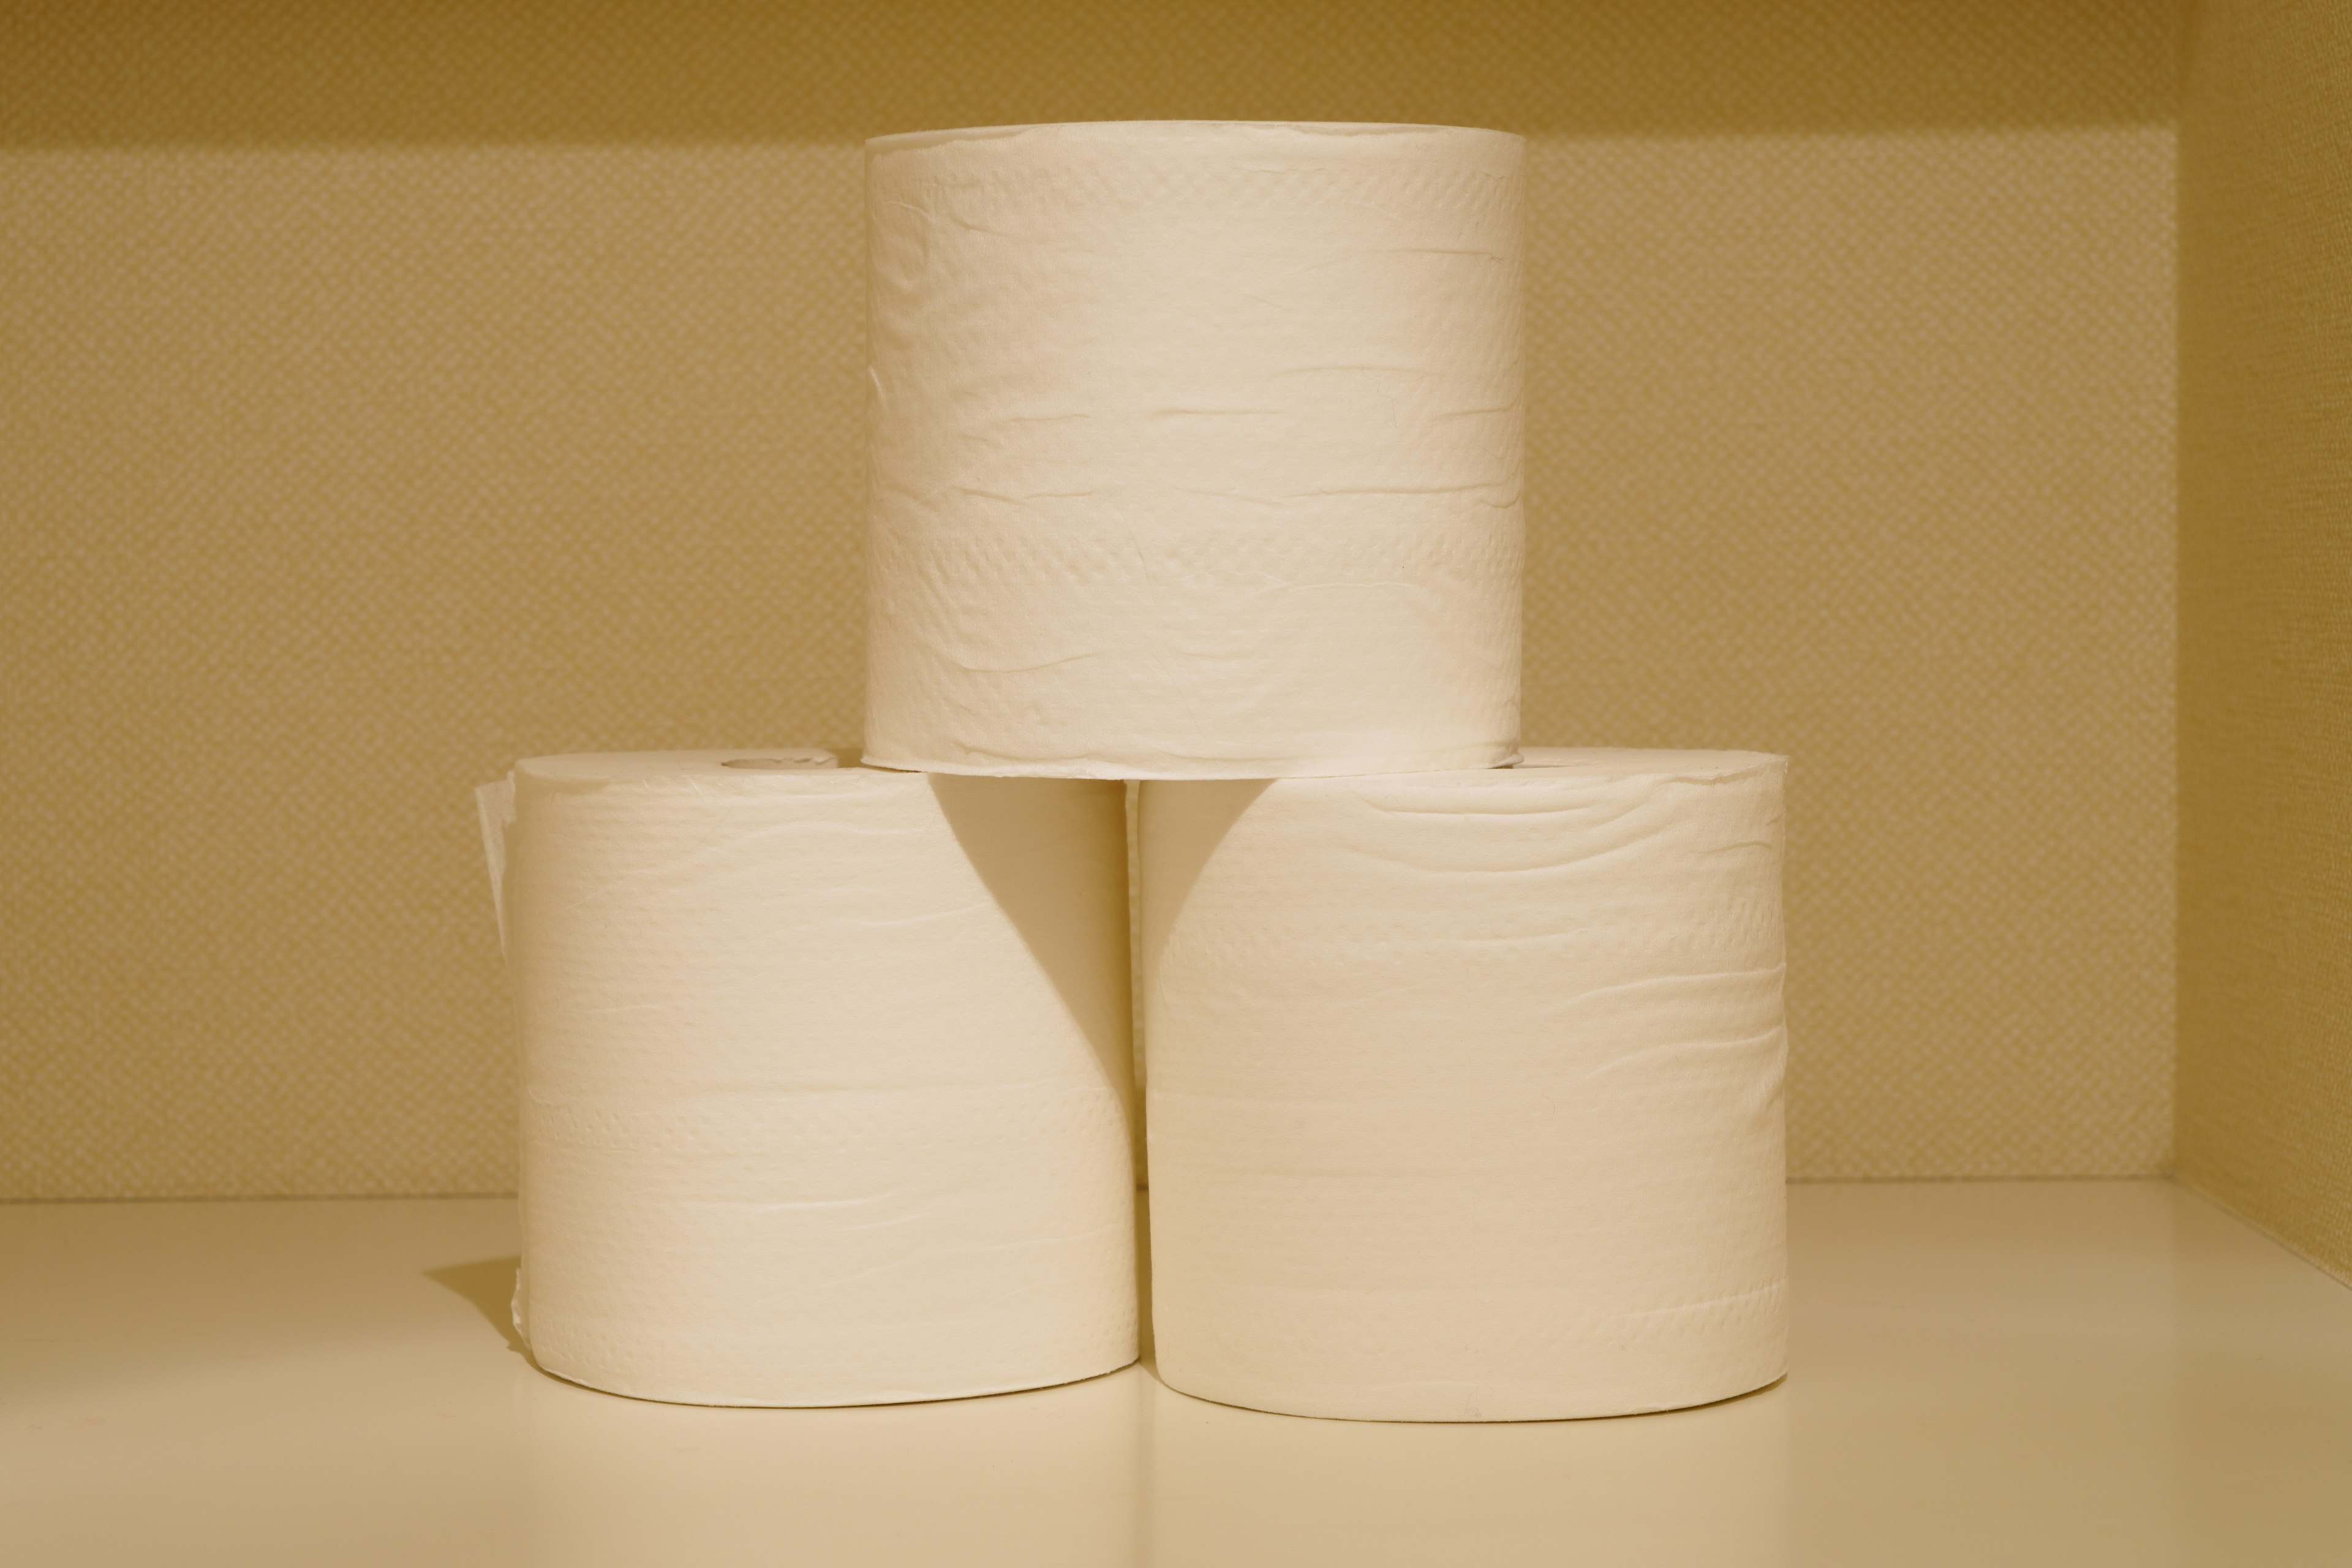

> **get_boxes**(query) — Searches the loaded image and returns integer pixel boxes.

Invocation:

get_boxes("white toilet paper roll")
[499,752,1137,1406]
[865,121,1525,779]
[1140,750,1788,1421]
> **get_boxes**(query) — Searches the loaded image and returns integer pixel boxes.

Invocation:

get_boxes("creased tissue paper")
[491,751,1137,1406]
[1140,750,1789,1421]
[865,121,1526,779]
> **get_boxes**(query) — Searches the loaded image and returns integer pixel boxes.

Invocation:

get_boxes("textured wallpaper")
[1525,126,2174,1178]
[2178,0,2352,1283]
[0,1,2176,1197]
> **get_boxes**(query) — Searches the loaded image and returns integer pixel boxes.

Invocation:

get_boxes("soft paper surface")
[500,752,1136,1406]
[865,121,1525,778]
[473,777,516,955]
[1140,750,1788,1420]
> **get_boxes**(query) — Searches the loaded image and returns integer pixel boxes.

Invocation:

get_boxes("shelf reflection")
[513,1357,1788,1568]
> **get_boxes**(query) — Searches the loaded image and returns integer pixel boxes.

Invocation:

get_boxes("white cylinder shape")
[501,752,1137,1406]
[865,121,1526,779]
[1139,750,1788,1421]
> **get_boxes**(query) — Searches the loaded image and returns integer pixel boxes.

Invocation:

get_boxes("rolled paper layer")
[865,121,1525,778]
[1141,749,1787,1420]
[497,752,1137,1405]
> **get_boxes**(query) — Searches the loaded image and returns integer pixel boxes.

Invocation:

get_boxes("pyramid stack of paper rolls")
[479,122,1787,1420]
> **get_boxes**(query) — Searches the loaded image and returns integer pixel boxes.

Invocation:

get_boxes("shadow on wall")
[6,0,2171,146]
[1130,782,1268,986]
[929,775,1136,1109]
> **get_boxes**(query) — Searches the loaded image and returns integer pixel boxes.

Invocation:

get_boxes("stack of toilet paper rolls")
[484,121,1787,1420]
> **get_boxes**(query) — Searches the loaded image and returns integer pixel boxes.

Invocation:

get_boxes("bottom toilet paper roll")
[1140,749,1788,1422]
[497,752,1137,1406]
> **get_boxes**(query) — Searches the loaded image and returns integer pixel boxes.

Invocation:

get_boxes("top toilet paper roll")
[1140,749,1789,1421]
[497,751,1137,1406]
[865,121,1526,779]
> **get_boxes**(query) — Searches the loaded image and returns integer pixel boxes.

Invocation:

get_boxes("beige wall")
[1526,125,2173,1178]
[2178,0,2352,1282]
[0,1,2177,1197]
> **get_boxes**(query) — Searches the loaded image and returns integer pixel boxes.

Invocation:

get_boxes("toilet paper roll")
[865,121,1526,779]
[1140,750,1788,1421]
[499,751,1137,1406]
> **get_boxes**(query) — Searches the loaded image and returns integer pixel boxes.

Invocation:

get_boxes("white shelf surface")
[6,1180,2349,1566]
